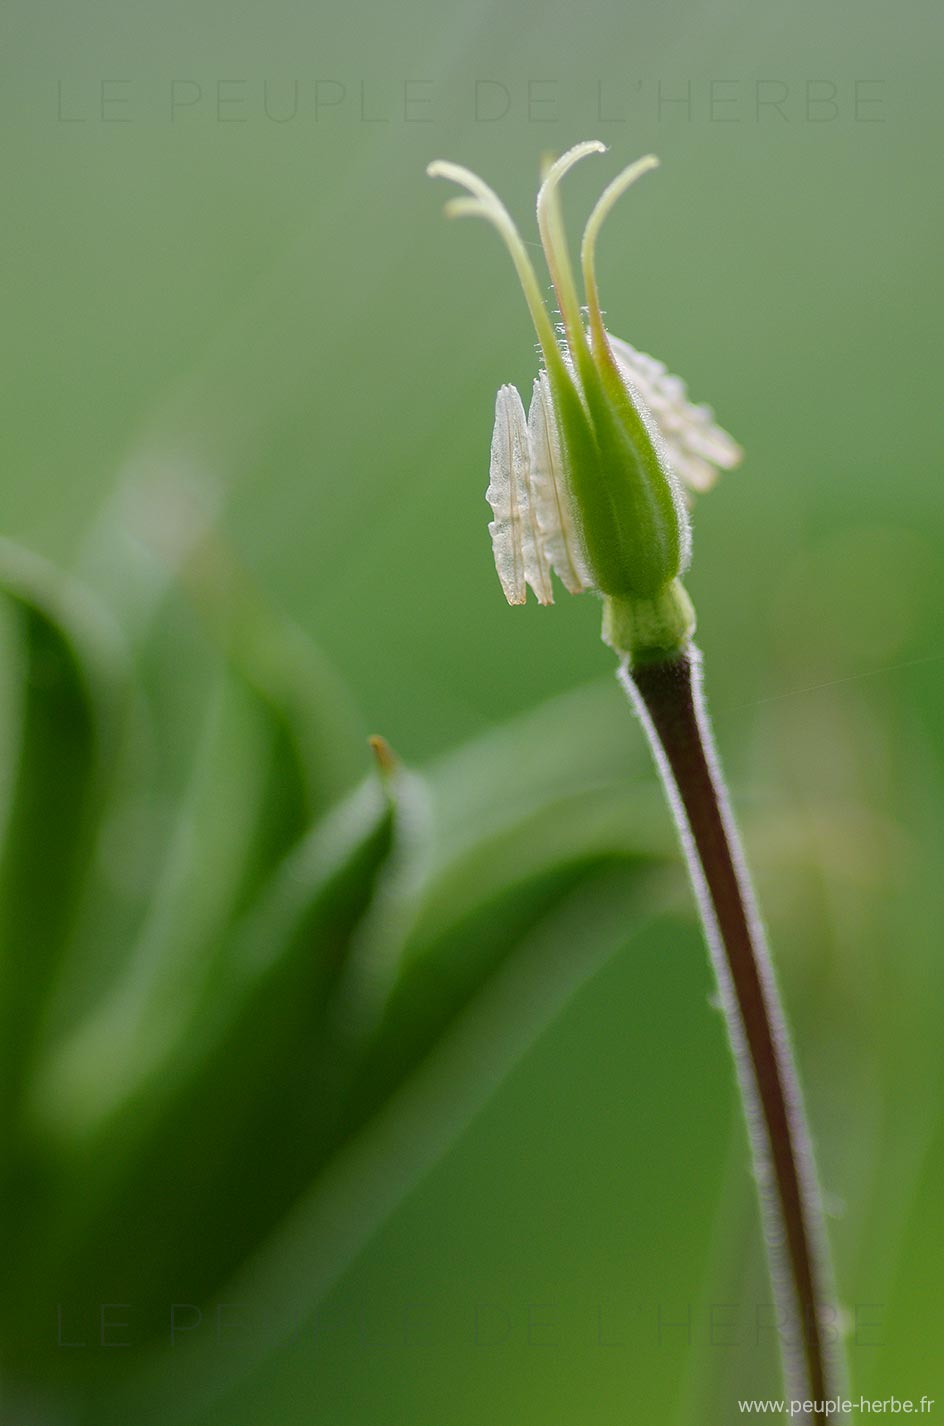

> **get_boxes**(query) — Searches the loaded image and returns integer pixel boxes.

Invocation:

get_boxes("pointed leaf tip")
[368,734,399,779]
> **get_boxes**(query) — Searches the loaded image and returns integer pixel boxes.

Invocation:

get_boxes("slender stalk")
[623,647,843,1423]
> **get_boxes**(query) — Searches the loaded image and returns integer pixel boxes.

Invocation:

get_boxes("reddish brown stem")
[625,648,843,1422]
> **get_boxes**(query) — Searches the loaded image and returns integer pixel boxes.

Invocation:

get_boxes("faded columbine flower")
[429,146,845,1416]
[427,141,742,663]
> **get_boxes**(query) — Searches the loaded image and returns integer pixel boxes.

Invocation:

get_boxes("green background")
[2,0,943,1420]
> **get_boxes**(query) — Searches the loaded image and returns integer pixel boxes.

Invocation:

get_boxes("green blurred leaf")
[82,690,671,1426]
[7,776,396,1399]
[0,543,125,1105]
[0,531,675,1422]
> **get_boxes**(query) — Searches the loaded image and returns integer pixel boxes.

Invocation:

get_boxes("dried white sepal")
[527,372,592,595]
[607,333,743,494]
[487,384,553,606]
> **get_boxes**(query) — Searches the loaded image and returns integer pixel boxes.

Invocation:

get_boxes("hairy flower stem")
[623,648,842,1422]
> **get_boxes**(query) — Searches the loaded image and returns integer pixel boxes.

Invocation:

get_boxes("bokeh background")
[2,0,943,1421]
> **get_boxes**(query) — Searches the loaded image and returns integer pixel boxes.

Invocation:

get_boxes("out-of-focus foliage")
[0,517,673,1425]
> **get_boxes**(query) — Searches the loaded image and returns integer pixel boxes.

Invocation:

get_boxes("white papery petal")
[487,385,553,606]
[606,333,743,494]
[527,373,592,595]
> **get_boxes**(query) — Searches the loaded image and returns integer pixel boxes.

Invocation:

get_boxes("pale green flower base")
[601,578,696,664]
